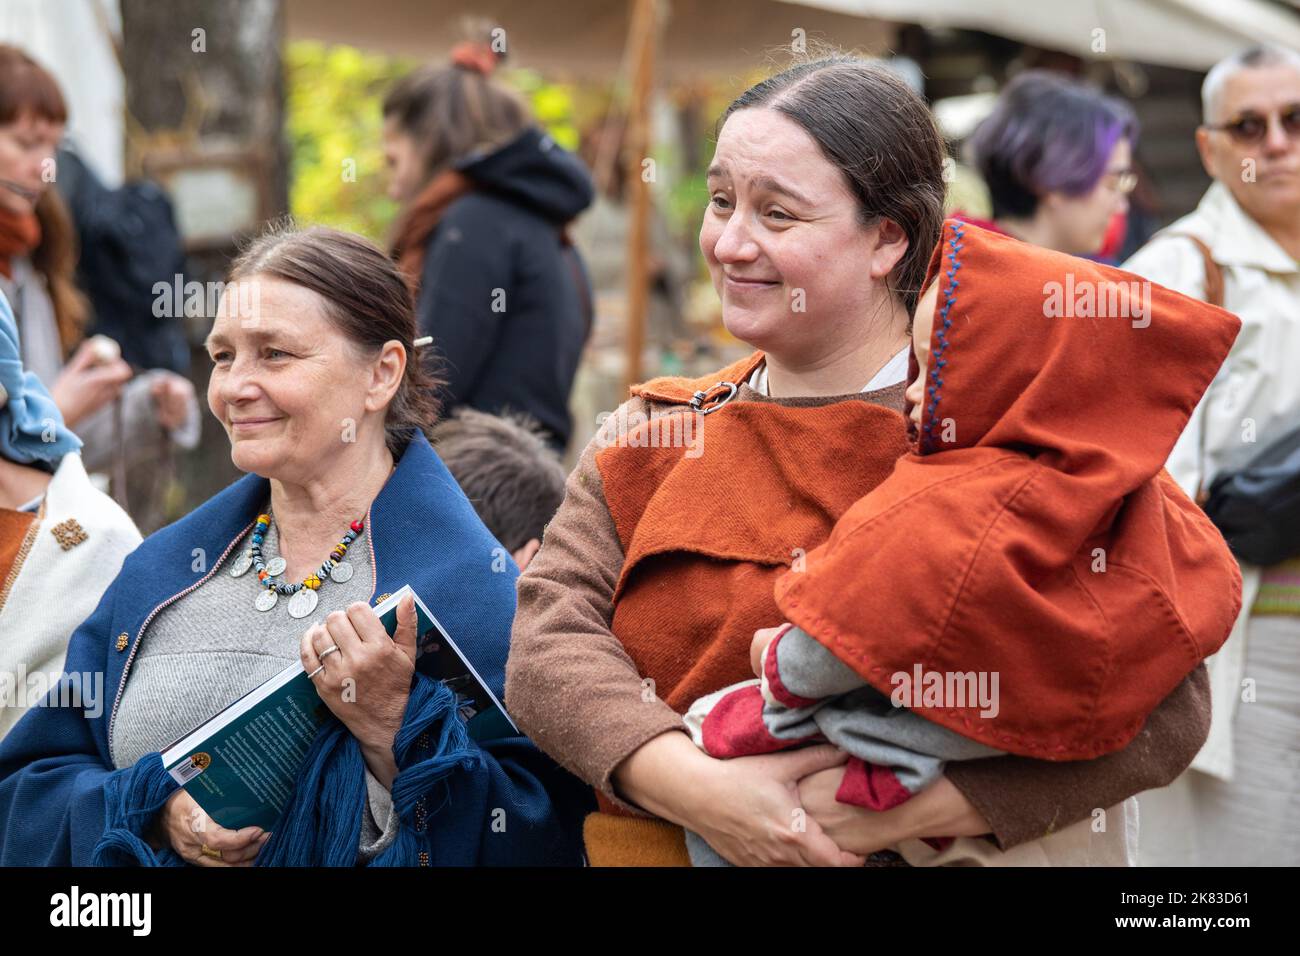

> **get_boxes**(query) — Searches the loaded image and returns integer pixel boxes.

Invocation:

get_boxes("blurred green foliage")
[285,42,409,241]
[285,41,585,243]
[507,68,582,151]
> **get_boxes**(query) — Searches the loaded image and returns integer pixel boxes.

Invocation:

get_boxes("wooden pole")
[623,0,657,391]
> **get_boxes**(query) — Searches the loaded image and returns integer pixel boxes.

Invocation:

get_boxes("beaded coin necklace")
[228,513,364,619]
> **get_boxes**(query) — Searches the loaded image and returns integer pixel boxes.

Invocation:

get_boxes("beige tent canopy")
[287,0,1300,75]
[284,0,894,77]
[790,0,1300,71]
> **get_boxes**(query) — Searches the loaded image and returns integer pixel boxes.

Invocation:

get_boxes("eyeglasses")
[1102,168,1138,194]
[1202,106,1300,144]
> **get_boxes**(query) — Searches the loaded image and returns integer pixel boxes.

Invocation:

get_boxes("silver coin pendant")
[229,551,253,578]
[288,588,319,619]
[255,589,278,612]
[265,556,287,577]
[329,561,354,584]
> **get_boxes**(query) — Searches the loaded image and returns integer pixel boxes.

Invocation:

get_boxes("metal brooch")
[687,381,738,415]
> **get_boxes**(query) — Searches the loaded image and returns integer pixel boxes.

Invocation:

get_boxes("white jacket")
[0,454,141,742]
[1123,180,1300,781]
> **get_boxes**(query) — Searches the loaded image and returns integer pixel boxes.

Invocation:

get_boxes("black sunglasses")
[1203,105,1300,144]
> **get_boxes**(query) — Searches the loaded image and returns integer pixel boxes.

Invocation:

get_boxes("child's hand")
[750,624,789,677]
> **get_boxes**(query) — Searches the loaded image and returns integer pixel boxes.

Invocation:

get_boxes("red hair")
[0,43,67,125]
[0,43,87,353]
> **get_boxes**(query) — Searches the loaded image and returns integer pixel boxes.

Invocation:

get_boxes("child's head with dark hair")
[967,70,1137,255]
[430,408,566,570]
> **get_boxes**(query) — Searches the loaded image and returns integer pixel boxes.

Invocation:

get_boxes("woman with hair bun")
[383,22,595,453]
[0,224,589,867]
[507,52,1213,867]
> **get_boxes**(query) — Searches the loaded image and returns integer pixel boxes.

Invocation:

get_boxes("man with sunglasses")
[1124,44,1300,868]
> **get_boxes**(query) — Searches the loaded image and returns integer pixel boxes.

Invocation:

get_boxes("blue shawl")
[0,288,81,467]
[0,431,592,865]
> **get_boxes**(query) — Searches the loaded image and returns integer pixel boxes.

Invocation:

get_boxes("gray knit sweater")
[110,508,401,862]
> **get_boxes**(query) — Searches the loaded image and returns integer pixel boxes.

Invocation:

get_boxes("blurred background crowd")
[3,0,1296,526]
[0,0,1298,867]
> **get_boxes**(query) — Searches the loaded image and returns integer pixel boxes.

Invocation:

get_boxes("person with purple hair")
[966,70,1138,256]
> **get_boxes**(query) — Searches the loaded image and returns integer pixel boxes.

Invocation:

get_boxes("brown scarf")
[0,206,41,280]
[389,170,472,294]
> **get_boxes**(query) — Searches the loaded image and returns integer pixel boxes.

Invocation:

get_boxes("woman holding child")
[506,54,1237,866]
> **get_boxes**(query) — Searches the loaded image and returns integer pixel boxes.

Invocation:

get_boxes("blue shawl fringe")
[92,753,184,866]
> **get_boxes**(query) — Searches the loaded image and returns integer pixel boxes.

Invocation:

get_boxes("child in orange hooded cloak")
[683,219,1244,866]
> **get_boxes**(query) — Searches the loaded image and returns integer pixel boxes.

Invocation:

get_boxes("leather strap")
[1163,232,1224,504]
[559,226,594,342]
[1166,232,1224,308]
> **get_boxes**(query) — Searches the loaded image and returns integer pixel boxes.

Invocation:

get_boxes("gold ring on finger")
[200,843,224,860]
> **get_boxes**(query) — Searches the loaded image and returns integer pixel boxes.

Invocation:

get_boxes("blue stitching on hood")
[923,222,963,453]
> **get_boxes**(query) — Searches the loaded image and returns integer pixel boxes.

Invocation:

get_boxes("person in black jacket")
[383,30,594,453]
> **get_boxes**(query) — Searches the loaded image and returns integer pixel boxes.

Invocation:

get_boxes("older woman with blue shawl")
[0,225,591,866]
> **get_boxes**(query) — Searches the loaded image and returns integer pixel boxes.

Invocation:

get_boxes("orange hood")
[775,219,1243,760]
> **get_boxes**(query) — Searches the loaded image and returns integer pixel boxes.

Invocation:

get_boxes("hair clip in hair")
[450,41,499,76]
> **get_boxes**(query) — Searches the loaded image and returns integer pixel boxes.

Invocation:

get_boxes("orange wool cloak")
[775,219,1243,761]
